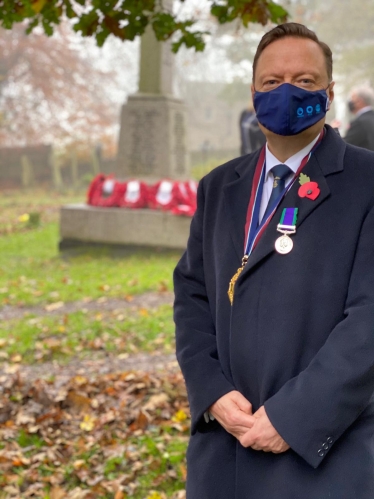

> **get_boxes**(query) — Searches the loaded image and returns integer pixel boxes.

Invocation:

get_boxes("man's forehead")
[259,36,324,61]
[255,37,327,75]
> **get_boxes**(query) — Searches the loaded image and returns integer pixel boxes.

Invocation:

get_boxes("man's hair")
[351,85,374,106]
[253,23,333,82]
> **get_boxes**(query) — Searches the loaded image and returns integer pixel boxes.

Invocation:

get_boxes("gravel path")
[0,291,174,321]
[0,291,179,381]
[0,351,179,383]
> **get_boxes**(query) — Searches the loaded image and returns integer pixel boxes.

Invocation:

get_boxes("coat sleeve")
[264,204,374,469]
[173,178,235,434]
[344,119,367,148]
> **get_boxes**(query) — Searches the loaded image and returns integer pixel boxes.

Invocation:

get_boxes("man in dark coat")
[174,22,374,499]
[344,86,374,151]
[239,105,266,155]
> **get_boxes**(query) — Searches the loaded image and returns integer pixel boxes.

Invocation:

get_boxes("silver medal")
[275,234,293,254]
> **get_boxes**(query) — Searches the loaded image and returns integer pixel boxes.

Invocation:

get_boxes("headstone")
[117,2,189,180]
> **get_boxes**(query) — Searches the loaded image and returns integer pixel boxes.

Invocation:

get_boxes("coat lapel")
[223,150,261,260]
[239,126,347,276]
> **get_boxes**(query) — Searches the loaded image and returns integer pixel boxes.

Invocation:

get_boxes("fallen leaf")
[10,354,22,363]
[143,393,169,411]
[66,391,91,411]
[157,280,168,292]
[146,492,165,499]
[80,414,96,432]
[45,301,64,312]
[50,486,67,499]
[73,459,86,470]
[172,409,188,423]
[132,410,149,431]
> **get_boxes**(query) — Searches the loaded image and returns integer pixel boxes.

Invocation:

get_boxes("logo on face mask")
[296,103,322,118]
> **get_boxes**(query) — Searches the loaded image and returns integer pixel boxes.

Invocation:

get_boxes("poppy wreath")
[171,180,198,216]
[119,180,149,209]
[171,203,196,217]
[88,175,124,207]
[148,179,180,211]
[185,180,198,211]
[87,174,105,205]
[176,180,198,208]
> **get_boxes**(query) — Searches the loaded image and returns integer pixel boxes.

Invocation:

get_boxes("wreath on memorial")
[87,175,198,217]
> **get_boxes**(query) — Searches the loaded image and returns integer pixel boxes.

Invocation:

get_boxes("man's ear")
[327,81,335,110]
[251,83,255,103]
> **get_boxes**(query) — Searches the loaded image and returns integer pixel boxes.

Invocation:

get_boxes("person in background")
[239,102,266,155]
[332,85,374,151]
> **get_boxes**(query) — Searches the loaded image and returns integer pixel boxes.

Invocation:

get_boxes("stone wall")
[0,145,116,189]
[0,144,52,188]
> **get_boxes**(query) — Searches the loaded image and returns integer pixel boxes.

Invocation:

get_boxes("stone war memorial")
[60,11,192,252]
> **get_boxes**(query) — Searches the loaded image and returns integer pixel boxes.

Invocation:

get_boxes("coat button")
[318,449,325,457]
[327,437,333,444]
[322,443,329,450]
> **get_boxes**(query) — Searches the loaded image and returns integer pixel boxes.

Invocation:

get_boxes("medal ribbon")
[243,129,324,257]
[279,207,298,228]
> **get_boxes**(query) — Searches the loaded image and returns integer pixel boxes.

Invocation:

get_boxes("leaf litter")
[0,369,189,498]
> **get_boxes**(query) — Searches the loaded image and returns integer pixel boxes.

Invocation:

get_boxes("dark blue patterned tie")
[262,164,292,221]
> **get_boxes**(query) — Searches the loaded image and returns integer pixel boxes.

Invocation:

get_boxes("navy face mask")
[348,100,356,113]
[253,83,330,136]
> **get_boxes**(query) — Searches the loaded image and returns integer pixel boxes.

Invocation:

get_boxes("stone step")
[59,203,191,251]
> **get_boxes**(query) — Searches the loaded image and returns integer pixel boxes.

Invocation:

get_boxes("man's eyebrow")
[258,71,319,80]
[292,71,319,78]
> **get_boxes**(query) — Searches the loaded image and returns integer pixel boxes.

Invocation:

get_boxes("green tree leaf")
[0,0,289,52]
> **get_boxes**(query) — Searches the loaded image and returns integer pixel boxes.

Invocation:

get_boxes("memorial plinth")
[116,7,189,180]
[60,4,192,254]
[117,94,188,179]
[59,204,191,251]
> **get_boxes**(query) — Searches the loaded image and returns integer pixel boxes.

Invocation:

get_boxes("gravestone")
[117,4,189,180]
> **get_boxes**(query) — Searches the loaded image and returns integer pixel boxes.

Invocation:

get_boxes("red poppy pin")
[298,173,320,200]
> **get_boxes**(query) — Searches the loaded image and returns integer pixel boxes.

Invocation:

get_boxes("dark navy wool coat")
[173,125,374,498]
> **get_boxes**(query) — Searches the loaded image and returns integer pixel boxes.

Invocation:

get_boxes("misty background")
[0,0,373,170]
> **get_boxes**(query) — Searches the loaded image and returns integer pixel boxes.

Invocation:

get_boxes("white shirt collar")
[265,134,320,180]
[356,106,372,118]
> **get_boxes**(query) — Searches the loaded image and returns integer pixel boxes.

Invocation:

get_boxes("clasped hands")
[209,390,290,453]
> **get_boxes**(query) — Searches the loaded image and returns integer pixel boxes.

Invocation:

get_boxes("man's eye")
[264,80,278,86]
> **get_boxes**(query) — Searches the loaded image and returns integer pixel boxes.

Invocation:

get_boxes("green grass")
[0,222,180,307]
[130,433,187,498]
[0,305,175,363]
[0,189,84,236]
[0,190,186,498]
[0,191,180,362]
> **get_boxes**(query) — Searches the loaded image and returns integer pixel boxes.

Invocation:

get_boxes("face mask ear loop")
[325,82,332,110]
